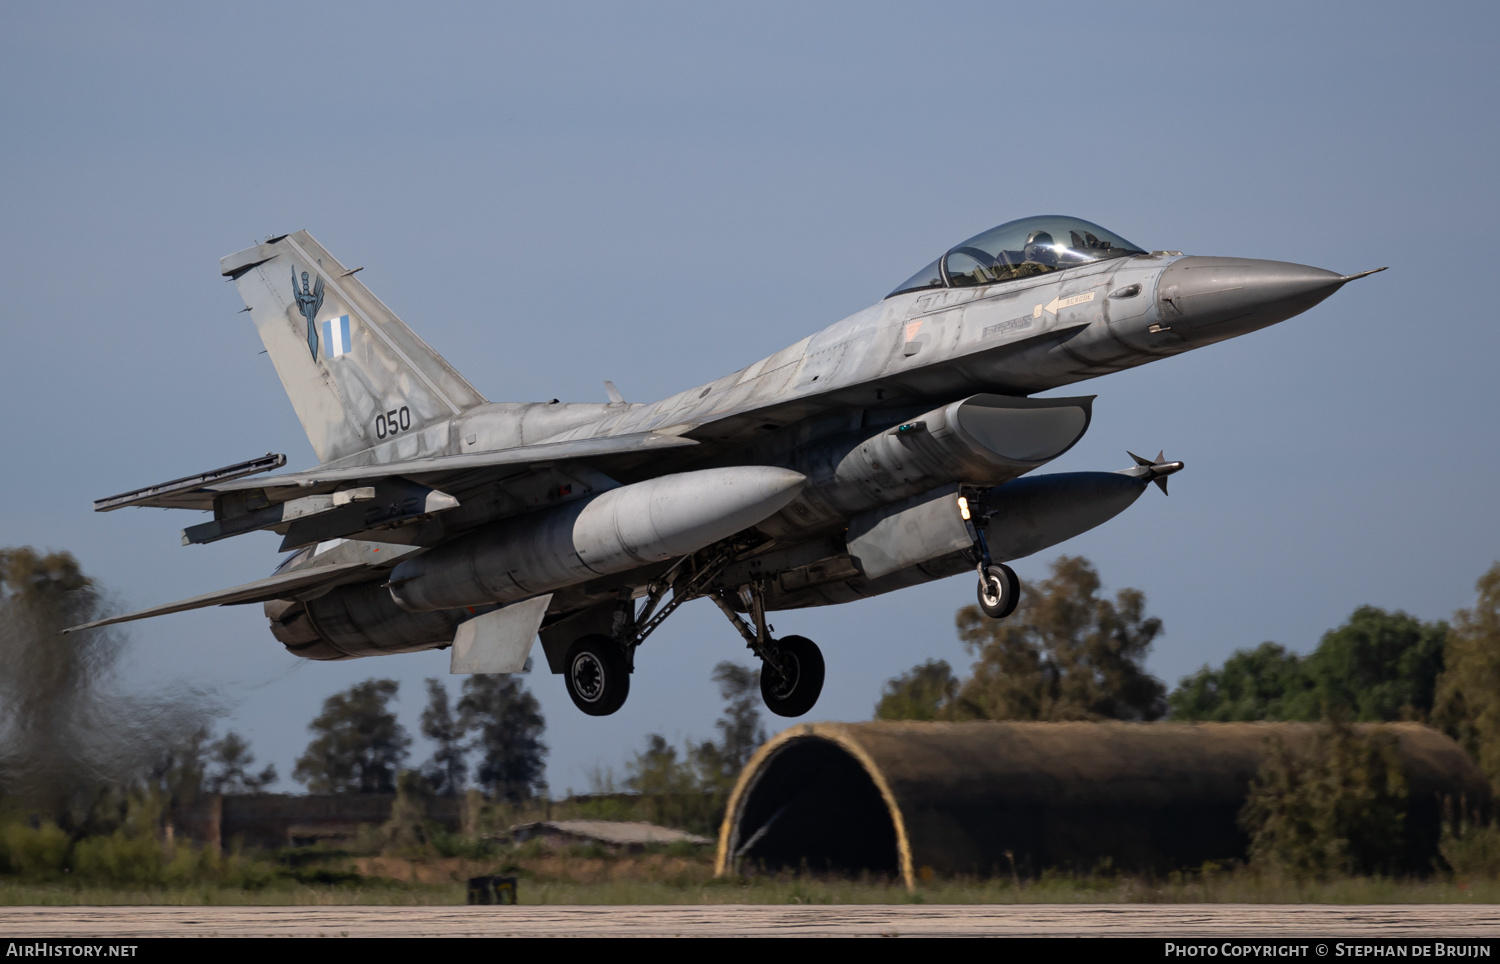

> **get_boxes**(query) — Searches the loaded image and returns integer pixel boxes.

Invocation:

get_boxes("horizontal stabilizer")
[58,562,371,635]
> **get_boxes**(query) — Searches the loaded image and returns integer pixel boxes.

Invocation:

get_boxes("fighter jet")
[70,217,1383,718]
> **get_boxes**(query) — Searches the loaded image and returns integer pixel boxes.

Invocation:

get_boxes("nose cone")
[1158,257,1348,335]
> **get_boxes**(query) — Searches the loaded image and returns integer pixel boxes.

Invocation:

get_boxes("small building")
[510,819,712,850]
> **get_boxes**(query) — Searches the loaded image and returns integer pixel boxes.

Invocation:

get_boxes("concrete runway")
[1,904,1497,938]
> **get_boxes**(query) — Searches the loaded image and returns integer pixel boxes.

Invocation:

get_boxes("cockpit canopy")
[888,216,1146,298]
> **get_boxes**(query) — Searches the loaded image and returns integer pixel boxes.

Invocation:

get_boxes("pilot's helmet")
[1023,230,1057,264]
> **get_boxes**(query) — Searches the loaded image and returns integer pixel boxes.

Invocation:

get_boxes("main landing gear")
[710,580,824,718]
[758,634,825,717]
[563,634,630,716]
[560,556,702,717]
[562,548,752,717]
[560,549,825,718]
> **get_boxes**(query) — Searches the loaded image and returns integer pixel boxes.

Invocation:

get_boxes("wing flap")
[58,562,371,634]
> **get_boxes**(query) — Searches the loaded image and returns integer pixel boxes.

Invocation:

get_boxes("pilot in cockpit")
[1022,230,1059,268]
[886,216,1147,299]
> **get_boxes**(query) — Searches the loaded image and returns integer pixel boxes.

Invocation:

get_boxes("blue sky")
[2,2,1496,792]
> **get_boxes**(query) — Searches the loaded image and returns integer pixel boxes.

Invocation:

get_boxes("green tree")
[694,662,766,791]
[1300,606,1446,722]
[874,659,957,721]
[148,726,209,810]
[619,661,769,832]
[0,547,214,819]
[0,548,118,811]
[1434,563,1500,788]
[458,675,546,803]
[949,556,1166,721]
[622,733,721,832]
[380,770,435,854]
[713,662,764,769]
[293,679,410,794]
[1169,608,1447,724]
[1170,642,1313,721]
[205,731,276,794]
[625,734,701,797]
[1240,722,1408,879]
[419,678,467,796]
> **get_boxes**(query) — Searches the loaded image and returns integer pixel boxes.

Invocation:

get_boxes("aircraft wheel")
[977,564,1020,619]
[564,634,630,716]
[760,634,825,718]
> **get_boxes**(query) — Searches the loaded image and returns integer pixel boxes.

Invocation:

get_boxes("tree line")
[876,556,1500,776]
[10,538,1500,879]
[223,546,1500,878]
[290,674,546,801]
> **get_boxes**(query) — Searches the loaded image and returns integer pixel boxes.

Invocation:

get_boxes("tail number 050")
[375,406,411,439]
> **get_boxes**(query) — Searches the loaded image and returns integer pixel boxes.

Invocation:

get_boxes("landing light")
[957,496,971,521]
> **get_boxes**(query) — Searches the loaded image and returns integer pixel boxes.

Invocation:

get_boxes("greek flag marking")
[322,315,351,359]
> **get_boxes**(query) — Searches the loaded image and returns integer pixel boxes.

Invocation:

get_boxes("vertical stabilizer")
[220,231,486,463]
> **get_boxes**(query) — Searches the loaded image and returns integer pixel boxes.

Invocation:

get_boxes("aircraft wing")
[59,561,372,634]
[96,431,699,512]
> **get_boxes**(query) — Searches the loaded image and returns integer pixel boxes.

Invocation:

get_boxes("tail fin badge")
[292,266,325,359]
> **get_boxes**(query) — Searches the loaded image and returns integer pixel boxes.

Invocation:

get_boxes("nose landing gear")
[965,494,1021,620]
[977,563,1020,619]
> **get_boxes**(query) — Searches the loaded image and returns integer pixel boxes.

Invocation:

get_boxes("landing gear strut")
[967,498,1021,619]
[563,549,737,717]
[562,547,827,718]
[710,580,824,718]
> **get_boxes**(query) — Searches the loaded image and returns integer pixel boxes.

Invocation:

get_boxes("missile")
[388,466,807,612]
[1124,450,1185,495]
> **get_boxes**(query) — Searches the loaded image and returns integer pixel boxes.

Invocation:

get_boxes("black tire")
[977,563,1020,619]
[760,634,825,718]
[564,634,630,716]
